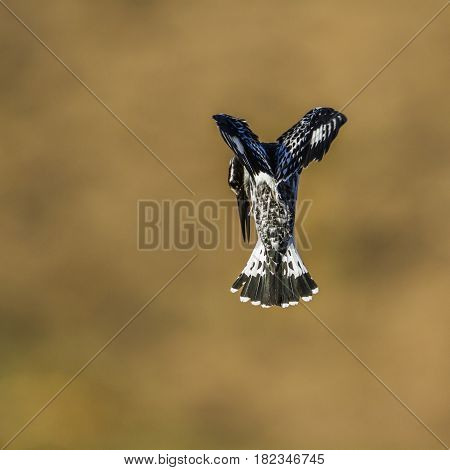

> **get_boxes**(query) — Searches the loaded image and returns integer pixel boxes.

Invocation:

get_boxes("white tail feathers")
[230,239,319,308]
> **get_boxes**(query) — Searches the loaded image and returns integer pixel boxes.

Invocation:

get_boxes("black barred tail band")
[230,240,318,308]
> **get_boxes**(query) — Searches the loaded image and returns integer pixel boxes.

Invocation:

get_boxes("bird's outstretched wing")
[275,107,347,180]
[228,156,251,242]
[213,114,272,178]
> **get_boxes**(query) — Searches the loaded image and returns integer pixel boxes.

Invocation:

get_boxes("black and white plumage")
[213,107,347,308]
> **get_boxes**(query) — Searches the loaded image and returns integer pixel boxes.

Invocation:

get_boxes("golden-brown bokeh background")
[1,0,449,450]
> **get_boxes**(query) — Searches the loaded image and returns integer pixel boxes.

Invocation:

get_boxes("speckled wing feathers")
[212,114,273,178]
[275,107,347,180]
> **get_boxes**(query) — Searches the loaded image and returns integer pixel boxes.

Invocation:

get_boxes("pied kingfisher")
[213,107,347,308]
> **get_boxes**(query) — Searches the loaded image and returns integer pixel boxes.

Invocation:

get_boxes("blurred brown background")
[0,0,449,450]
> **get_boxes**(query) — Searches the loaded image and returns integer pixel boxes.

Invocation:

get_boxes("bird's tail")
[231,239,319,308]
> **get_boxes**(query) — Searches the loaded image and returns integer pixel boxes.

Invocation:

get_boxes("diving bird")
[213,107,347,308]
